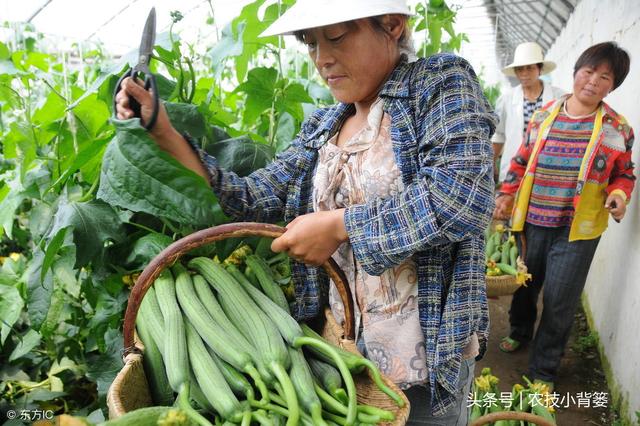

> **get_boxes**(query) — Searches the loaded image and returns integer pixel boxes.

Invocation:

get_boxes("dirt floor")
[475,295,621,426]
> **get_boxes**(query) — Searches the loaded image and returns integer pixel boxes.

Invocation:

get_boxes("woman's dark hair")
[573,41,630,90]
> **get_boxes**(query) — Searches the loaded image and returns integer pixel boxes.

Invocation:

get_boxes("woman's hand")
[605,193,626,222]
[114,76,209,181]
[271,209,349,266]
[493,193,514,220]
[114,76,174,142]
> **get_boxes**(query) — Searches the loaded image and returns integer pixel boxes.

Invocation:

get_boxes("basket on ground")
[486,257,529,297]
[106,222,409,425]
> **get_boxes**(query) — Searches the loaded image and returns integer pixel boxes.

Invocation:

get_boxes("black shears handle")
[113,64,159,131]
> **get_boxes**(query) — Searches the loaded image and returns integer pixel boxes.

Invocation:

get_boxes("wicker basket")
[485,257,528,298]
[106,222,409,425]
[469,410,556,426]
[486,218,530,298]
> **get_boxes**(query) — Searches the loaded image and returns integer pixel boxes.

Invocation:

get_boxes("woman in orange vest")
[494,42,634,390]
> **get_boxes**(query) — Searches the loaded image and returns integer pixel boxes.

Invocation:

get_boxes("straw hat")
[260,0,412,37]
[502,42,556,76]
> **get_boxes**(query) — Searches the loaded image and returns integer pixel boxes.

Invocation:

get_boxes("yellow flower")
[516,272,532,285]
[474,376,491,392]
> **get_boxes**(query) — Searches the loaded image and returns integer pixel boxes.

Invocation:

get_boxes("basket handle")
[469,411,556,426]
[122,222,355,356]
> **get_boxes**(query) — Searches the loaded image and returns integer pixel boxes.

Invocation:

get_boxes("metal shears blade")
[112,7,160,131]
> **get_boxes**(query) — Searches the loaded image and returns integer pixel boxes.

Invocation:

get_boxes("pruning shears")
[113,7,159,131]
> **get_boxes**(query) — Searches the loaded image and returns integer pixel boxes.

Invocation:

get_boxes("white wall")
[546,0,640,421]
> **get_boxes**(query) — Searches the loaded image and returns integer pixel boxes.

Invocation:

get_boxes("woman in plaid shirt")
[115,1,497,423]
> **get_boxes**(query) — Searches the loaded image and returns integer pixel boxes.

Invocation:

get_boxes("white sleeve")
[491,92,507,144]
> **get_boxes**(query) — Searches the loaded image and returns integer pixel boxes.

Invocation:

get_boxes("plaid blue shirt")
[196,53,496,416]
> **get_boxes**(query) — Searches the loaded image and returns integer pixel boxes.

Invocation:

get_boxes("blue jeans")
[404,358,476,425]
[509,224,600,382]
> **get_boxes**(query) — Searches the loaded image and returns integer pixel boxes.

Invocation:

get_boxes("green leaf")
[97,120,225,225]
[275,112,295,152]
[126,232,173,268]
[86,328,124,397]
[88,288,128,331]
[155,73,177,100]
[204,135,274,177]
[46,137,110,192]
[236,67,278,124]
[69,71,116,111]
[0,184,25,239]
[277,82,313,122]
[26,249,54,330]
[72,93,110,138]
[9,329,41,362]
[164,102,207,139]
[32,91,66,125]
[41,226,69,282]
[0,41,10,60]
[45,199,125,267]
[208,22,244,77]
[0,284,24,346]
[12,50,51,72]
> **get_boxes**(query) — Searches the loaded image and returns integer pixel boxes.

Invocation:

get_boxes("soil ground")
[475,295,621,425]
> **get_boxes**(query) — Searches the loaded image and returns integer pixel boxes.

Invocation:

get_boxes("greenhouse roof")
[0,0,249,54]
[484,0,579,67]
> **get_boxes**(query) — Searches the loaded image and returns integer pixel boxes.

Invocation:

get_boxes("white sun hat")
[260,0,412,38]
[502,42,556,76]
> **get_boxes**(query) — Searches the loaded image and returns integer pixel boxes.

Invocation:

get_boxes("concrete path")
[474,295,617,425]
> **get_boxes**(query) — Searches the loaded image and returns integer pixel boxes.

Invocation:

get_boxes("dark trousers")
[509,224,600,382]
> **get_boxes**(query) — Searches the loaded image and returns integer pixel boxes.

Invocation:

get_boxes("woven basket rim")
[108,222,408,424]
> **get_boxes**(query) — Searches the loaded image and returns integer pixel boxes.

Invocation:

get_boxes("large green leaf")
[0,284,24,346]
[208,22,244,78]
[86,328,123,397]
[0,41,10,60]
[87,288,128,331]
[41,226,69,282]
[204,135,274,177]
[277,81,314,122]
[274,112,296,152]
[9,329,41,362]
[0,170,27,239]
[97,120,225,226]
[72,93,110,138]
[164,102,207,139]
[236,67,277,124]
[44,198,125,268]
[126,232,173,268]
[26,249,53,330]
[32,91,66,125]
[46,136,110,192]
[232,0,294,81]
